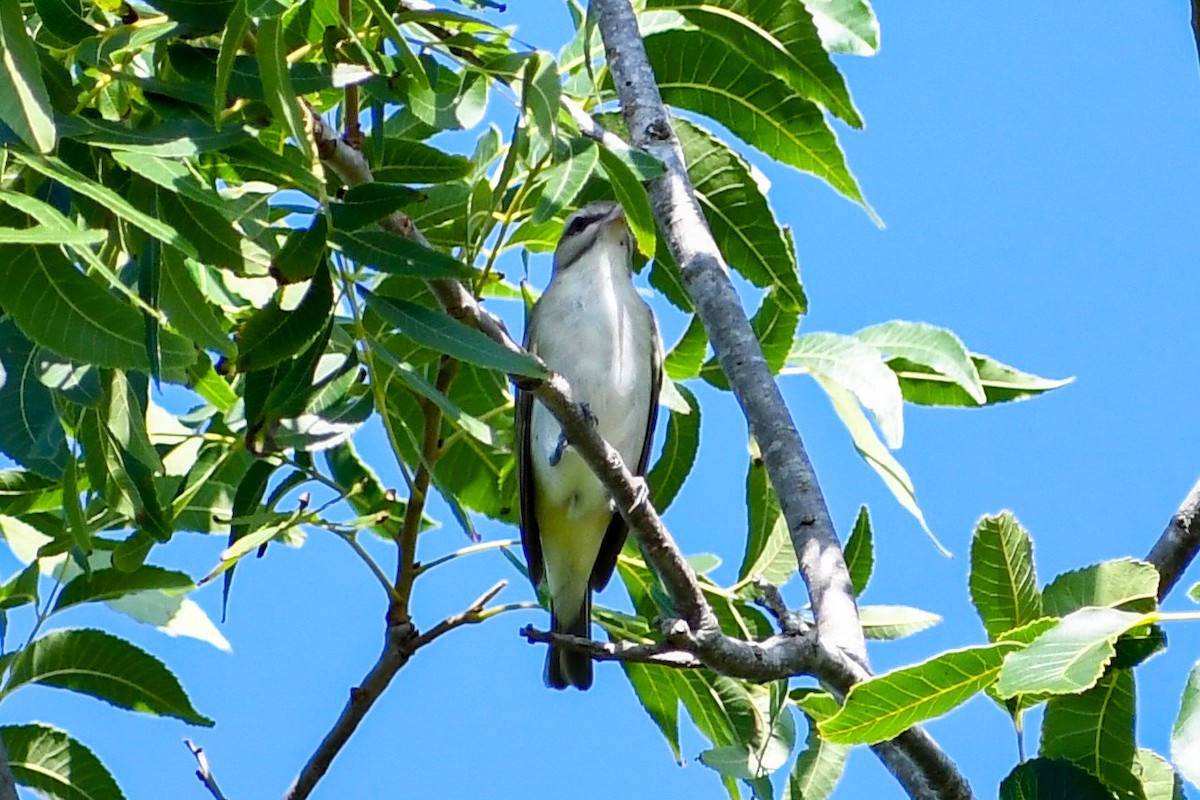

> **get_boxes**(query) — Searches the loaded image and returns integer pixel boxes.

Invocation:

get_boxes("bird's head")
[552,201,631,274]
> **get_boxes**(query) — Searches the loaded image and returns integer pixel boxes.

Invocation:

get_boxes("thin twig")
[520,625,703,668]
[753,577,808,635]
[185,739,230,800]
[1146,476,1200,600]
[415,579,509,647]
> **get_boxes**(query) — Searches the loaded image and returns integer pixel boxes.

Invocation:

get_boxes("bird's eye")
[564,214,596,238]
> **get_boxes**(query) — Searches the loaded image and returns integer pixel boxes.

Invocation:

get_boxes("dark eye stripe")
[564,213,603,237]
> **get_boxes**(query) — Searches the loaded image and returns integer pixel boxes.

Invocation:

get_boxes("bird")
[515,200,662,690]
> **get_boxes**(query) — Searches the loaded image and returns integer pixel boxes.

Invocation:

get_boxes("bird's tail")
[545,592,593,690]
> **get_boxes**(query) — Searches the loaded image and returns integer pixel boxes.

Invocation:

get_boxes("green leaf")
[1000,757,1119,800]
[156,189,245,271]
[995,607,1148,698]
[844,505,872,596]
[0,469,62,514]
[332,228,476,279]
[236,265,333,371]
[859,604,941,641]
[370,342,494,446]
[644,29,872,216]
[738,452,798,586]
[54,566,195,612]
[0,226,105,245]
[0,0,56,153]
[786,332,902,447]
[1135,749,1185,800]
[894,352,1072,407]
[215,1,251,122]
[34,0,96,43]
[857,321,985,405]
[784,706,849,800]
[220,457,277,613]
[970,512,1043,640]
[256,16,316,171]
[2,723,127,800]
[1042,667,1143,800]
[0,564,40,610]
[521,51,560,141]
[330,183,424,231]
[534,138,599,224]
[1188,582,1200,604]
[1041,559,1160,617]
[367,138,473,183]
[801,0,879,55]
[647,384,700,513]
[159,249,234,357]
[665,315,708,381]
[596,143,657,259]
[1172,660,1200,790]
[61,116,249,158]
[620,661,683,763]
[360,289,546,378]
[647,0,861,127]
[4,628,213,725]
[0,320,69,477]
[0,246,194,372]
[819,642,1019,745]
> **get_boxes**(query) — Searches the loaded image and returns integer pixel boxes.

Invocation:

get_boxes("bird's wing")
[517,326,544,588]
[590,307,663,591]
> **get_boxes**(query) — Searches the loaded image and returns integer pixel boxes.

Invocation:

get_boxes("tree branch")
[0,737,19,800]
[520,625,704,668]
[1146,476,1200,600]
[185,738,230,800]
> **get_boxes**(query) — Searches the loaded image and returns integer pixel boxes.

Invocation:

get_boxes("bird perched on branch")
[516,201,662,690]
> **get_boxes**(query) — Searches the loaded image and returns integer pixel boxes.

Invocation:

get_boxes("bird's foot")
[629,476,651,514]
[579,402,599,427]
[549,430,569,467]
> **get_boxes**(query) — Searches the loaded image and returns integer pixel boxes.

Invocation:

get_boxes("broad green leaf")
[1042,668,1143,800]
[370,343,494,446]
[332,228,476,279]
[1041,559,1160,617]
[0,0,56,153]
[738,451,797,586]
[995,607,1148,698]
[856,321,985,405]
[596,143,657,259]
[644,29,872,216]
[819,642,1019,745]
[647,0,861,127]
[844,505,872,596]
[363,0,435,124]
[0,320,69,477]
[159,249,234,357]
[272,214,327,283]
[330,183,424,231]
[145,0,235,26]
[107,591,231,651]
[0,564,40,610]
[360,289,546,378]
[2,723,127,800]
[894,352,1072,407]
[4,628,213,725]
[647,384,700,513]
[0,246,194,372]
[156,189,245,271]
[1173,660,1200,790]
[0,226,105,245]
[236,265,333,371]
[785,332,902,447]
[34,0,96,43]
[784,706,849,800]
[256,16,316,172]
[54,566,195,612]
[665,315,708,381]
[801,0,880,55]
[859,604,941,641]
[620,661,684,763]
[534,138,599,224]
[1135,749,1185,800]
[999,757,1119,800]
[521,51,560,141]
[970,512,1043,640]
[0,470,62,514]
[61,116,248,158]
[367,138,473,184]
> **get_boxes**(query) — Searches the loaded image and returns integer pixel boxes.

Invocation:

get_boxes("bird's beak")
[602,204,627,229]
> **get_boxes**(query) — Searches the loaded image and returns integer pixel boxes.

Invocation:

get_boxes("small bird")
[516,201,662,690]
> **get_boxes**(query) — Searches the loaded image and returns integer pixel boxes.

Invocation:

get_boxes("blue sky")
[4,3,1200,799]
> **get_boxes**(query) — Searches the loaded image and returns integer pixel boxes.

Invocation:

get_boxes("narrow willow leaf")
[521,51,560,141]
[1172,660,1200,790]
[54,566,195,612]
[363,0,435,123]
[1134,749,1185,800]
[371,342,493,445]
[785,332,903,447]
[2,723,127,800]
[0,320,69,477]
[844,505,872,596]
[859,604,941,641]
[647,384,700,513]
[360,289,546,377]
[970,512,1043,640]
[738,451,797,586]
[647,0,861,127]
[999,757,1119,800]
[819,642,1019,745]
[894,352,1072,407]
[620,661,683,763]
[34,0,96,43]
[1042,668,1142,800]
[215,0,251,122]
[221,458,277,614]
[0,245,194,371]
[367,138,473,183]
[1041,559,1160,617]
[330,183,424,231]
[533,138,599,224]
[0,0,56,153]
[856,321,985,405]
[332,228,476,279]
[0,226,105,245]
[159,249,234,357]
[665,315,708,381]
[61,116,248,158]
[0,470,62,514]
[801,0,879,55]
[645,30,872,216]
[0,564,39,610]
[256,16,315,169]
[995,607,1148,698]
[5,628,213,725]
[157,189,245,271]
[236,265,333,371]
[596,143,656,259]
[784,708,849,800]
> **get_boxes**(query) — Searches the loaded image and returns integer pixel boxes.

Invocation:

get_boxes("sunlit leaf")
[970,512,1043,640]
[2,723,127,800]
